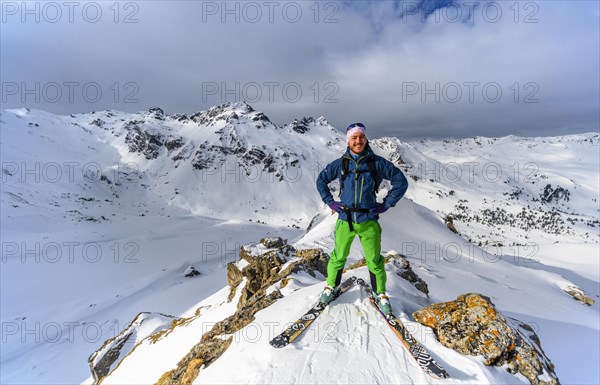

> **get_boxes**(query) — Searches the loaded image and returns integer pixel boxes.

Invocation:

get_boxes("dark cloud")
[1,0,598,139]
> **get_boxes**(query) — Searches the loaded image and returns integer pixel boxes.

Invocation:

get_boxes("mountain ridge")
[1,103,598,385]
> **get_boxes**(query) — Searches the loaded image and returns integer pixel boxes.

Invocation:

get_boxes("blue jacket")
[316,144,409,223]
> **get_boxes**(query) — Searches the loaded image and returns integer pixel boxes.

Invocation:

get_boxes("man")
[316,123,408,315]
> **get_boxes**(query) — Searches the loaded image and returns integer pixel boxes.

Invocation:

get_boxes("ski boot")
[320,285,336,305]
[374,292,392,316]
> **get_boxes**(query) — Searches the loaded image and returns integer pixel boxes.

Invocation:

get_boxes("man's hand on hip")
[369,203,388,216]
[328,201,344,213]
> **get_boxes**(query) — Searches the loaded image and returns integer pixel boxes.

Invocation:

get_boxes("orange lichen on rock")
[412,293,560,385]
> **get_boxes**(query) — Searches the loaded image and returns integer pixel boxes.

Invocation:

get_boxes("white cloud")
[1,0,597,138]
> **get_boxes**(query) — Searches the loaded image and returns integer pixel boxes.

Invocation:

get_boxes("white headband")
[347,126,367,142]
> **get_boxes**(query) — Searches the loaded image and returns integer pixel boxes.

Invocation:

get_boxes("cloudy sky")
[1,0,599,139]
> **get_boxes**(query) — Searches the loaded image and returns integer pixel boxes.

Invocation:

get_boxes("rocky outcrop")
[148,106,165,120]
[289,117,313,134]
[165,137,184,152]
[156,291,281,385]
[81,102,332,191]
[370,137,406,165]
[190,102,253,126]
[540,184,570,204]
[187,113,294,179]
[124,121,162,159]
[259,237,286,249]
[227,237,328,308]
[92,237,327,385]
[123,120,183,160]
[90,118,105,128]
[413,293,559,385]
[390,253,429,296]
[184,266,201,278]
[251,111,271,125]
[443,215,459,234]
[563,285,595,306]
[88,312,178,384]
[157,238,327,385]
[344,252,428,295]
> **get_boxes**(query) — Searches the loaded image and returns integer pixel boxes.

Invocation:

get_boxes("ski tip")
[269,336,289,348]
[430,370,450,379]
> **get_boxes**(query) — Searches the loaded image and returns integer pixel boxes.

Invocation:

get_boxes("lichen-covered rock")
[226,262,244,299]
[563,285,595,306]
[413,293,559,385]
[227,239,328,308]
[444,215,459,234]
[259,236,286,249]
[156,290,282,385]
[156,336,233,385]
[232,242,292,302]
[291,249,329,278]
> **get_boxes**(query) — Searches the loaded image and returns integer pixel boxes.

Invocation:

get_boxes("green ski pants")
[326,219,387,293]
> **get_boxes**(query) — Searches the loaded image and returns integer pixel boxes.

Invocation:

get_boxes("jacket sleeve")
[316,159,340,205]
[379,158,409,209]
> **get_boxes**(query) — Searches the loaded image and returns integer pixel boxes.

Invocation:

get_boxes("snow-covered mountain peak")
[185,101,270,128]
[1,103,349,228]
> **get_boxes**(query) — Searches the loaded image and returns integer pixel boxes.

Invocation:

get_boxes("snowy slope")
[399,135,600,299]
[1,105,598,385]
[1,104,336,384]
[1,103,344,227]
[97,199,598,385]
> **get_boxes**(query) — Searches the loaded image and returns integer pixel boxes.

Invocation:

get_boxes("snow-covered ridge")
[1,102,345,227]
[393,134,599,247]
[2,104,597,234]
[88,311,178,382]
[1,104,598,385]
[90,237,559,385]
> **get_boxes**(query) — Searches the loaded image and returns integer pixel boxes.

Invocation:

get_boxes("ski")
[270,276,357,348]
[356,278,450,379]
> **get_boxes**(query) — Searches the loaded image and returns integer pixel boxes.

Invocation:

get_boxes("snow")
[1,106,598,385]
[89,312,176,373]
